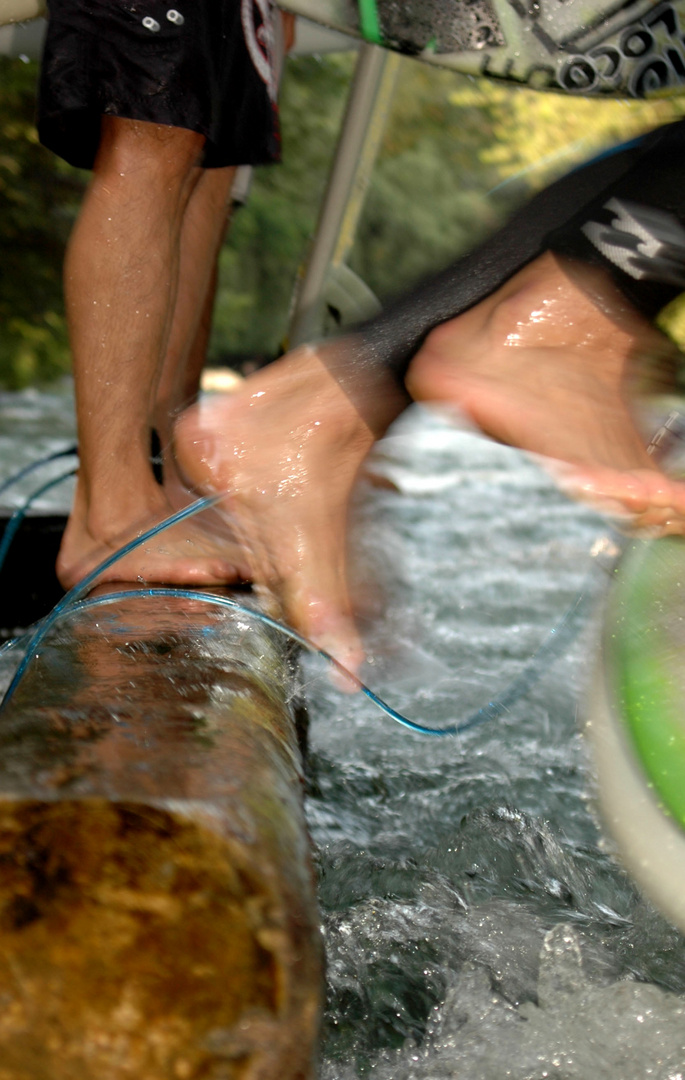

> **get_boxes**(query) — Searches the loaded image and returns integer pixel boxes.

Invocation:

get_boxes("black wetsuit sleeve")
[358,119,685,385]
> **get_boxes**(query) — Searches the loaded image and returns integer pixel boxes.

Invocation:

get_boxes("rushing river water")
[1,384,685,1078]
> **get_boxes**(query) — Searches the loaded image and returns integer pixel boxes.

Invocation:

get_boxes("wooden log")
[0,586,322,1080]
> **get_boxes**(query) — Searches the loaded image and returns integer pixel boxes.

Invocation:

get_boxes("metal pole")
[288,41,400,346]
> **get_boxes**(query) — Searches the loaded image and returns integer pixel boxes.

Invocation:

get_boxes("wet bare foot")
[156,385,246,542]
[56,477,250,590]
[407,252,685,533]
[174,344,406,676]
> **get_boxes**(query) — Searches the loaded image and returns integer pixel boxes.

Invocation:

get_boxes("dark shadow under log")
[0,587,322,1080]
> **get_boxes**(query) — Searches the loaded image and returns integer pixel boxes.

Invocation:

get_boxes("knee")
[94,116,205,192]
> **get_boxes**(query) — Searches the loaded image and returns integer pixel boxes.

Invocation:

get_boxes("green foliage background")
[0,55,82,387]
[1,48,685,386]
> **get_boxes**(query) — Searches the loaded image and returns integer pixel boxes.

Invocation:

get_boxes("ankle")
[70,473,168,547]
[486,253,652,359]
[274,343,406,443]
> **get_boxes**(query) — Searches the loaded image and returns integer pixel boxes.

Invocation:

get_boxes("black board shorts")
[38,0,281,170]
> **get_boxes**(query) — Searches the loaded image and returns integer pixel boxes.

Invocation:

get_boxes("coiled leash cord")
[0,448,594,733]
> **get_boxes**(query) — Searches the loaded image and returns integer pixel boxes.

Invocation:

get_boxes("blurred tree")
[2,47,685,385]
[211,56,685,365]
[208,53,353,362]
[353,69,685,303]
[457,80,685,187]
[350,62,505,301]
[0,55,85,387]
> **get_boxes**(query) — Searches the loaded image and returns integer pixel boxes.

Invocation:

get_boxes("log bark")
[0,586,322,1080]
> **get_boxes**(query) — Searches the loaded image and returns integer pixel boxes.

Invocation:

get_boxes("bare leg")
[57,118,247,589]
[153,165,236,467]
[153,4,294,453]
[175,252,685,670]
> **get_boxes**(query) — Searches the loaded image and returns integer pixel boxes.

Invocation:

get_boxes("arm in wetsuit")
[358,119,685,386]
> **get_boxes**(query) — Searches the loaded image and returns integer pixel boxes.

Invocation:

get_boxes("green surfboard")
[589,534,685,932]
[610,536,685,829]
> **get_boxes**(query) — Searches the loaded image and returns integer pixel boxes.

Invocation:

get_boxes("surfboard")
[4,0,685,99]
[281,0,685,98]
[588,534,685,934]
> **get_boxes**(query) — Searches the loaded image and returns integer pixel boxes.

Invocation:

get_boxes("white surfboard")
[281,0,685,98]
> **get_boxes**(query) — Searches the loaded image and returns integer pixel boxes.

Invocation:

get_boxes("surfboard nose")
[587,534,685,935]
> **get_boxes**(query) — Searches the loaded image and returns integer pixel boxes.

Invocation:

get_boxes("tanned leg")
[57,118,248,589]
[153,165,236,481]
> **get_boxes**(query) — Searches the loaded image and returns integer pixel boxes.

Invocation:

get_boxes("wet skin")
[407,254,685,528]
[57,12,298,591]
[55,117,246,591]
[175,343,406,676]
[174,253,685,672]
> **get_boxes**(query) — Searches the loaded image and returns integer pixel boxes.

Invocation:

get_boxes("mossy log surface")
[0,587,322,1080]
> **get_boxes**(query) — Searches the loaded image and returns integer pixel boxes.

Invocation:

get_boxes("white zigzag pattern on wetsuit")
[583,197,685,286]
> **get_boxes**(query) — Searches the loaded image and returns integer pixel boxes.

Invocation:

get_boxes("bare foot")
[155,377,247,538]
[407,252,685,533]
[174,344,406,675]
[56,477,250,590]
